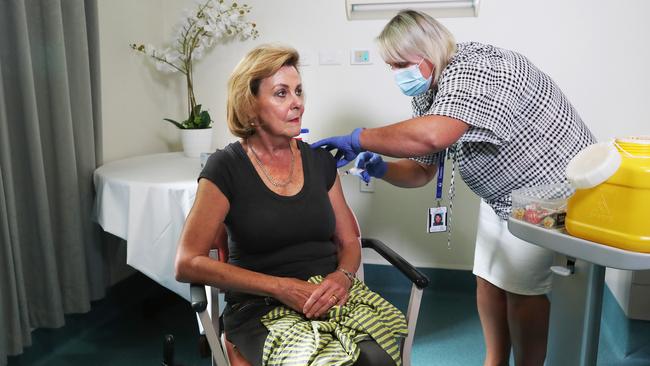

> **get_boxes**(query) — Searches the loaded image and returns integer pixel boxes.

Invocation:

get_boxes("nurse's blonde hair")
[376,9,456,85]
[227,44,300,138]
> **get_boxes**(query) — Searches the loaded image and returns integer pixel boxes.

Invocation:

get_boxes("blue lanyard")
[436,150,446,201]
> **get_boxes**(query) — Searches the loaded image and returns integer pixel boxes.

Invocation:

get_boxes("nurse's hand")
[355,152,387,183]
[311,128,364,168]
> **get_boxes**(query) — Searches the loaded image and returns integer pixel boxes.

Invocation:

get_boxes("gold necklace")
[248,141,295,187]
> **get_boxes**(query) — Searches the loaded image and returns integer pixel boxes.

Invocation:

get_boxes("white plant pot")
[181,128,213,158]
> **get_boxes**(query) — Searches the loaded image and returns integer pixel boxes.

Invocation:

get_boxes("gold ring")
[331,294,339,303]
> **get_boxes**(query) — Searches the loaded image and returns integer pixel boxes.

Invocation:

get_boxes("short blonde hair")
[226,44,300,138]
[376,10,456,84]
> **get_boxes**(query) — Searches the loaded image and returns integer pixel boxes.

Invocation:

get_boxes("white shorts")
[472,201,554,295]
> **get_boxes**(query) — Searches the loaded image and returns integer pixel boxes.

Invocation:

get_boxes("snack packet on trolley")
[511,184,575,229]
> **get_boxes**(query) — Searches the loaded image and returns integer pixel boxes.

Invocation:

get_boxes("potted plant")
[130,0,259,157]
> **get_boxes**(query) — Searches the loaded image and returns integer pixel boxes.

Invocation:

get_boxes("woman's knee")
[225,340,252,366]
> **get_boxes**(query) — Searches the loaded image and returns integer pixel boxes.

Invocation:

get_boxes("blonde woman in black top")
[175,45,402,366]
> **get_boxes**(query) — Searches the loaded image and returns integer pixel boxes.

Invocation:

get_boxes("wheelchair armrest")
[190,283,208,312]
[361,238,430,290]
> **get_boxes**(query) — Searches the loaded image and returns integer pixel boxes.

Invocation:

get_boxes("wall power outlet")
[360,178,375,193]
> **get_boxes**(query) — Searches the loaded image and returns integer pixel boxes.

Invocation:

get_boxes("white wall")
[98,0,185,162]
[98,0,650,275]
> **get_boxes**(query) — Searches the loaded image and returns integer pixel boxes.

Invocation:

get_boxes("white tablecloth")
[93,153,202,300]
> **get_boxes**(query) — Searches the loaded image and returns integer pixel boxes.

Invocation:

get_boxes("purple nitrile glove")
[311,128,364,168]
[355,152,387,184]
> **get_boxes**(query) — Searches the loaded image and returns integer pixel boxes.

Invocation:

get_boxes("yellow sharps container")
[565,136,650,252]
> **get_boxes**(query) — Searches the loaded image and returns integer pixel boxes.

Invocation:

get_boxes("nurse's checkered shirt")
[412,42,596,220]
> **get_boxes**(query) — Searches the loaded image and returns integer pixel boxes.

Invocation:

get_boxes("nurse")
[312,9,596,366]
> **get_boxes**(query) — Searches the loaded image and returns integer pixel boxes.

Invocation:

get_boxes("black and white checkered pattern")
[411,42,596,219]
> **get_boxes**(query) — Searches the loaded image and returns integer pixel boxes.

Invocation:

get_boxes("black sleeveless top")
[199,140,338,303]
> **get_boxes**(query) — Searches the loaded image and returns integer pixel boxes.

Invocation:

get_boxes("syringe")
[344,167,365,178]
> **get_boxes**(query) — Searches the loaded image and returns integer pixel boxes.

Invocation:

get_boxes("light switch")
[319,50,345,65]
[300,51,315,66]
[350,49,372,65]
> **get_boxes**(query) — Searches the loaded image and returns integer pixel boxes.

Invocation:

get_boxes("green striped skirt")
[260,276,408,366]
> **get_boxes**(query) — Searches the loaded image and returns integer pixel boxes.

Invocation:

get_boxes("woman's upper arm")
[327,175,360,242]
[176,179,230,268]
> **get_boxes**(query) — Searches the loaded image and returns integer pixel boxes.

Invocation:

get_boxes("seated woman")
[175,44,406,366]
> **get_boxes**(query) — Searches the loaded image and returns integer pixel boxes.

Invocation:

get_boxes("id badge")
[427,206,447,233]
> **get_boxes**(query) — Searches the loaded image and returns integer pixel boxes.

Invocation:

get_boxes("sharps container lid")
[566,141,621,189]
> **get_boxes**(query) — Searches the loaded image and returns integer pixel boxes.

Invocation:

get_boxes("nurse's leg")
[506,292,549,366]
[477,276,511,366]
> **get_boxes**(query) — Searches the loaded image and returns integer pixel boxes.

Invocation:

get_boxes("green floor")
[7,267,650,366]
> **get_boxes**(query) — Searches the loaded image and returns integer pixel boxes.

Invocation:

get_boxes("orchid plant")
[130,0,259,129]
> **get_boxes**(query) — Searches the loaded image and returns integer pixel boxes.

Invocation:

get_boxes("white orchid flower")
[131,0,258,128]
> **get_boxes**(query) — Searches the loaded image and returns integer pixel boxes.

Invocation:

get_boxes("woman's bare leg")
[506,292,549,366]
[476,276,511,366]
[225,338,252,366]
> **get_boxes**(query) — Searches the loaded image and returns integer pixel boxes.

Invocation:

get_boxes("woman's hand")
[302,271,352,319]
[273,277,320,314]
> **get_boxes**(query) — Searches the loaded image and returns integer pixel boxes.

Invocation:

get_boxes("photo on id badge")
[428,206,447,233]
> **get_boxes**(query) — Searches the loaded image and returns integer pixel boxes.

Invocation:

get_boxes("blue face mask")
[393,59,432,96]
